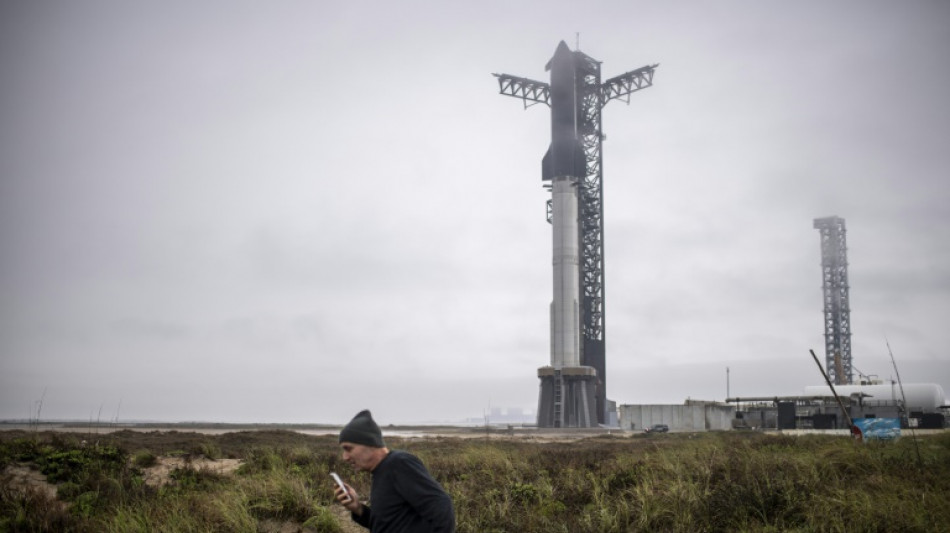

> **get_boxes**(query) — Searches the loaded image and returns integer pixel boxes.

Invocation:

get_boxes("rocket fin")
[543,141,586,181]
[542,144,553,181]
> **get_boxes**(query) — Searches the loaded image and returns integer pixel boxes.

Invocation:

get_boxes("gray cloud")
[2,1,948,423]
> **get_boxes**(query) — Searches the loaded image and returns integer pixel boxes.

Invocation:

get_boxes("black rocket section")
[542,41,587,182]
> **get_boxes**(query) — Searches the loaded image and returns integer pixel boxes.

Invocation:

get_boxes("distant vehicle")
[645,423,669,433]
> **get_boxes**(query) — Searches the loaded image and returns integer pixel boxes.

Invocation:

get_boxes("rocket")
[495,39,657,427]
[542,41,588,183]
[544,41,585,370]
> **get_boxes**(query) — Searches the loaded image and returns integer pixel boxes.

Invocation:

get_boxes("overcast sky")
[2,1,948,425]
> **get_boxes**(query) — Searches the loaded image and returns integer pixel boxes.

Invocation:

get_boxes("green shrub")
[0,483,87,532]
[166,466,224,492]
[242,472,316,522]
[132,450,157,468]
[191,440,222,460]
[302,506,343,533]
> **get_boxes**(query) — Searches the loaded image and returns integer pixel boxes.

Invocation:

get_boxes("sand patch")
[328,503,367,533]
[1,456,243,494]
[2,464,59,501]
[141,456,243,487]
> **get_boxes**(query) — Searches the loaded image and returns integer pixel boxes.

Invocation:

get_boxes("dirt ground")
[328,504,366,533]
[140,455,243,487]
[2,463,59,501]
[2,455,242,495]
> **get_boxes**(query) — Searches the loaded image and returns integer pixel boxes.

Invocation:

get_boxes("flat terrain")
[2,426,948,532]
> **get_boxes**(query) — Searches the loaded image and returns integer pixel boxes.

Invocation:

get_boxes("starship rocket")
[495,39,658,427]
[544,41,586,370]
[532,41,599,427]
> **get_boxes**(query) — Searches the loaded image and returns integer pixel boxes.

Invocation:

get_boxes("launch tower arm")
[493,73,551,108]
[600,64,659,104]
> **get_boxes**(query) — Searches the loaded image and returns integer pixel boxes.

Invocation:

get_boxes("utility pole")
[494,41,657,427]
[726,367,730,401]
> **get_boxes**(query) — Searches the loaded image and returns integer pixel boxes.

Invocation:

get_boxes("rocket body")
[544,41,586,369]
[551,177,581,368]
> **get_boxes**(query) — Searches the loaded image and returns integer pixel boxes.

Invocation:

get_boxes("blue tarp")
[853,418,900,440]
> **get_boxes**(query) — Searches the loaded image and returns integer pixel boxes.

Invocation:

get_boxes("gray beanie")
[339,409,385,447]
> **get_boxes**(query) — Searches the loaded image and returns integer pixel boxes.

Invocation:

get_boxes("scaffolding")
[813,216,853,385]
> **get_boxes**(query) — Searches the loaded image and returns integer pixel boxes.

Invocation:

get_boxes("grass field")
[2,428,948,532]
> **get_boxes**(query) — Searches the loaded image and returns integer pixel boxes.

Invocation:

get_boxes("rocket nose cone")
[546,40,574,71]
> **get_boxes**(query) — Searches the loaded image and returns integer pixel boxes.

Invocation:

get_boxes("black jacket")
[352,450,455,533]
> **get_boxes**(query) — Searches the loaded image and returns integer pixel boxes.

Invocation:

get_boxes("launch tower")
[813,216,853,385]
[494,42,657,427]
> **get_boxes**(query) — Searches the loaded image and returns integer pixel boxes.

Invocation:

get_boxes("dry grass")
[2,429,948,532]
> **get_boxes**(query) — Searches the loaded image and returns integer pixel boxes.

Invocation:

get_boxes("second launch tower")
[814,216,853,385]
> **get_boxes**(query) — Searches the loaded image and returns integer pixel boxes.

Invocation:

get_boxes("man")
[334,410,455,533]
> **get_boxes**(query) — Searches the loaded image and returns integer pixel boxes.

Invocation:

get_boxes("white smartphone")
[330,472,351,502]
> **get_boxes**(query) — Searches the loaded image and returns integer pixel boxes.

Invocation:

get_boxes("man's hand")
[334,482,363,515]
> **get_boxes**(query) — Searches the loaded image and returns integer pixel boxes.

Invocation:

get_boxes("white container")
[803,383,947,412]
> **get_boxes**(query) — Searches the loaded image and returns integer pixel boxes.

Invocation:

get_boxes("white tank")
[803,383,947,412]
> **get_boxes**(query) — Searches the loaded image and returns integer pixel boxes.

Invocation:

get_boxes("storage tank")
[802,383,947,412]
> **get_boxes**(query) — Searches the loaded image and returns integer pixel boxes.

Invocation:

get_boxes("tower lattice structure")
[813,216,853,385]
[494,44,657,425]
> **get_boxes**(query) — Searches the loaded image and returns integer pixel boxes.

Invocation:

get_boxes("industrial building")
[728,381,948,431]
[617,382,947,432]
[618,400,734,432]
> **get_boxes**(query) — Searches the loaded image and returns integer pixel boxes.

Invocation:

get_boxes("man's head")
[339,410,385,448]
[339,410,388,472]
